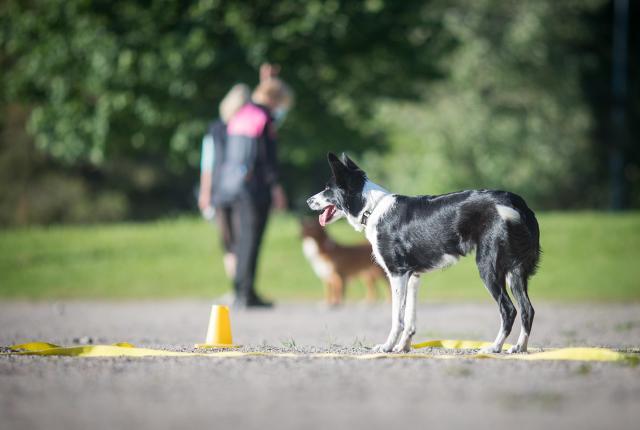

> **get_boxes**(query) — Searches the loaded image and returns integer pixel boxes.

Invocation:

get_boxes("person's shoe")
[232,293,274,310]
[246,294,274,309]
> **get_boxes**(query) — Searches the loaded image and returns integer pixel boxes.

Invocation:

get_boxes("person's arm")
[271,183,287,211]
[260,63,280,82]
[198,134,214,212]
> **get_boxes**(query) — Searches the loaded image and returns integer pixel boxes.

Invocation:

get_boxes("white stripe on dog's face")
[306,189,346,226]
[306,190,330,211]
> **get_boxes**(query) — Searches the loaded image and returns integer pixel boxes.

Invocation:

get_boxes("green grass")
[1,212,639,301]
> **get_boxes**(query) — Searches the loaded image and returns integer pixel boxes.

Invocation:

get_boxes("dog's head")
[306,152,367,227]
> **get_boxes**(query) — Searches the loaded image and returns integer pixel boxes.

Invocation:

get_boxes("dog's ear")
[327,152,342,166]
[327,152,348,180]
[341,153,362,172]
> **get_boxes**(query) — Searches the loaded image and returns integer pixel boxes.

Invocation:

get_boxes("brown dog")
[301,219,388,305]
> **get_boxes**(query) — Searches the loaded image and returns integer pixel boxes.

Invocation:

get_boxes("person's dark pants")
[214,206,234,253]
[230,189,271,302]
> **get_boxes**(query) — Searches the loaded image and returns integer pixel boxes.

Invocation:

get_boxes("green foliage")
[1,213,639,301]
[364,0,611,208]
[0,106,129,225]
[0,0,637,223]
[0,0,450,195]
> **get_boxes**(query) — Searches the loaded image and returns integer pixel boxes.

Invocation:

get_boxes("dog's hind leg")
[506,271,534,353]
[477,253,517,353]
[334,275,345,305]
[323,281,333,305]
[393,274,420,352]
[373,273,409,353]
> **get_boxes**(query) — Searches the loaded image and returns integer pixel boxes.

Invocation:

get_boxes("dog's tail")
[506,195,541,279]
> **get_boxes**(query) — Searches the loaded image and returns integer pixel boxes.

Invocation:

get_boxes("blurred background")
[1,0,639,301]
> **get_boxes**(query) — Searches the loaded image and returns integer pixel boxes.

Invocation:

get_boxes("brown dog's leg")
[323,281,332,305]
[383,278,392,303]
[363,271,378,303]
[328,274,344,305]
[325,275,342,306]
[336,276,345,305]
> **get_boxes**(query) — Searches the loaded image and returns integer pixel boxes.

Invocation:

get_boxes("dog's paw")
[506,344,527,354]
[478,344,502,354]
[372,343,393,353]
[392,343,411,353]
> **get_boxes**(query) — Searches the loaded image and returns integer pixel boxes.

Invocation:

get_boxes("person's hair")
[251,77,294,109]
[219,83,251,122]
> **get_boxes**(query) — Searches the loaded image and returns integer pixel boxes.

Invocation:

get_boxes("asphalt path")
[1,301,639,430]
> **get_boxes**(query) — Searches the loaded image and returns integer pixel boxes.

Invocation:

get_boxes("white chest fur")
[364,194,396,277]
[302,238,334,281]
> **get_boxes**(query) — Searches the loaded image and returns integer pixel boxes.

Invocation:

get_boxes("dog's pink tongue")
[319,205,335,226]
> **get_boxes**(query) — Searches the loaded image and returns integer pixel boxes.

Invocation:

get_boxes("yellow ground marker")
[412,339,513,350]
[4,340,637,363]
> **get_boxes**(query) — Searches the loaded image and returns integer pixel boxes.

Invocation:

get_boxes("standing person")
[217,72,293,309]
[199,84,251,280]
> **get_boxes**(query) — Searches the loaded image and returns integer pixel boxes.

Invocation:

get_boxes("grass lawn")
[1,212,639,302]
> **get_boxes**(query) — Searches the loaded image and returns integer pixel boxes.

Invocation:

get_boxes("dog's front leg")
[393,274,420,352]
[373,273,409,353]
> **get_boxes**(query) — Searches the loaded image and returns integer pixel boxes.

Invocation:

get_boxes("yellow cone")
[195,305,240,349]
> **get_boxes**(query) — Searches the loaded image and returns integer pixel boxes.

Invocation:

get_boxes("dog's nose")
[306,197,314,206]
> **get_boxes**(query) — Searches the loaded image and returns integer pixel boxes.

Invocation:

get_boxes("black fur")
[376,191,540,277]
[326,152,367,217]
[309,152,541,349]
[376,190,540,339]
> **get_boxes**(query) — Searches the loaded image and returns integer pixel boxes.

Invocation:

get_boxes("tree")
[364,0,638,209]
[1,0,637,224]
[1,0,453,218]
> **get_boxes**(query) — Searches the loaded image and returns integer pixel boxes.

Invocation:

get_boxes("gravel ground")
[1,300,639,430]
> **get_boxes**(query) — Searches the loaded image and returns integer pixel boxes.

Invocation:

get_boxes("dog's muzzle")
[306,197,319,210]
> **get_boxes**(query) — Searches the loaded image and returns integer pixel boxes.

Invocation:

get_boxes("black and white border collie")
[307,153,541,353]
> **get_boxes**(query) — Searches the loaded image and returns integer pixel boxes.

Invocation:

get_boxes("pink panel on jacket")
[227,104,268,138]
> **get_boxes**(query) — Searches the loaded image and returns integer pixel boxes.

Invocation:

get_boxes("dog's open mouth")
[318,205,336,227]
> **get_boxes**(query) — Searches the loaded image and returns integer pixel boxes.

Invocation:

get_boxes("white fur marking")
[393,275,420,352]
[413,254,459,275]
[435,254,459,270]
[373,273,409,352]
[346,180,390,233]
[362,180,388,199]
[363,194,396,276]
[496,204,521,222]
[307,191,345,225]
[302,238,334,280]
[480,321,508,353]
[516,329,529,350]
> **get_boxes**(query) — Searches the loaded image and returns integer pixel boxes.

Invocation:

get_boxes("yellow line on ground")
[3,340,637,363]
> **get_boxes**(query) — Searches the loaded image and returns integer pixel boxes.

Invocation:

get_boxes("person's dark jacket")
[224,102,279,192]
